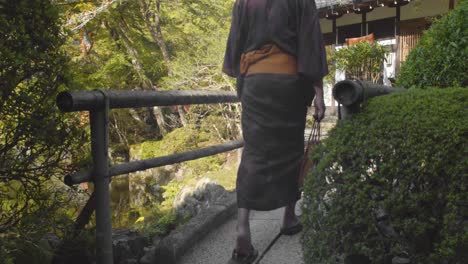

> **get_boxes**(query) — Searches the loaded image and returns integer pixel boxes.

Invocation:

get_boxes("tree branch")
[65,0,125,32]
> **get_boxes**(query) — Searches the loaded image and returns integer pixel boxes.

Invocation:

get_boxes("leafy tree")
[62,0,170,143]
[159,0,240,140]
[61,0,239,156]
[0,0,86,261]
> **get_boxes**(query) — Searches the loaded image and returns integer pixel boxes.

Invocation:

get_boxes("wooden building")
[317,0,459,109]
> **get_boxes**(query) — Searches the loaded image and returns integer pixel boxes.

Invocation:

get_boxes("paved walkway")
[177,117,336,264]
[178,201,304,264]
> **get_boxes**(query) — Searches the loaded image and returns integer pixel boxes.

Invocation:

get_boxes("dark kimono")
[223,0,328,210]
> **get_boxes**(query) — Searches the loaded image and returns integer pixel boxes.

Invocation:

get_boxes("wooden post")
[91,108,113,264]
[333,18,337,45]
[394,5,401,75]
[331,18,337,115]
[362,12,367,36]
[449,0,455,10]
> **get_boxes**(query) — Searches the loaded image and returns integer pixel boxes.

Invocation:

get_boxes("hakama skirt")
[237,74,309,211]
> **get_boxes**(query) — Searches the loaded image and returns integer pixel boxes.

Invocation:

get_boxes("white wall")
[320,18,333,33]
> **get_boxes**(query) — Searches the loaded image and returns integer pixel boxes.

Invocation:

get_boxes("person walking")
[222,0,328,263]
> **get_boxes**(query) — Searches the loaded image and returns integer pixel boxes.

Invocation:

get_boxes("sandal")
[228,246,258,264]
[280,222,303,236]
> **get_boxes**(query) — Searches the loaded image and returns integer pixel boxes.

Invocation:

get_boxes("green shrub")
[397,1,468,88]
[302,88,468,263]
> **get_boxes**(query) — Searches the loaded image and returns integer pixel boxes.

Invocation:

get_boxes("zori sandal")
[228,246,258,264]
[280,222,303,236]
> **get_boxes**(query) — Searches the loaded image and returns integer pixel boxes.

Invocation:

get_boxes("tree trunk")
[138,0,172,75]
[128,108,143,122]
[116,19,151,88]
[177,106,187,127]
[114,17,168,135]
[152,107,167,134]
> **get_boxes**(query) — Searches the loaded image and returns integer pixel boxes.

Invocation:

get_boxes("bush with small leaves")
[397,1,468,88]
[302,88,467,264]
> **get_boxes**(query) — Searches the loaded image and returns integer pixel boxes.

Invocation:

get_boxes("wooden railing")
[333,80,406,119]
[56,90,241,264]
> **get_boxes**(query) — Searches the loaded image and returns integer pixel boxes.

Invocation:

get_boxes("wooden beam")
[362,12,367,36]
[449,0,455,10]
[395,5,401,36]
[333,18,338,45]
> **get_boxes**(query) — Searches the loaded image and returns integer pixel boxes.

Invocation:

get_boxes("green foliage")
[302,88,468,263]
[186,155,223,176]
[323,45,337,84]
[203,164,238,191]
[196,105,241,141]
[63,1,167,92]
[0,0,238,261]
[131,117,237,236]
[160,24,232,91]
[62,0,239,156]
[137,106,239,159]
[0,0,87,261]
[134,122,227,186]
[397,1,468,88]
[0,237,53,264]
[133,173,193,237]
[334,41,387,83]
[135,155,233,237]
[138,125,201,159]
[161,0,232,57]
[135,206,191,238]
[147,211,179,237]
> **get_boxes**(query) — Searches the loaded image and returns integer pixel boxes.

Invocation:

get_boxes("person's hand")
[313,94,326,121]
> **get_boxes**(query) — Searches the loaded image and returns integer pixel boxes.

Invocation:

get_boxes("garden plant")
[333,41,387,83]
[397,0,467,88]
[302,88,467,263]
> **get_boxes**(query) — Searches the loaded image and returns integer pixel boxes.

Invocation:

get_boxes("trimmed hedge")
[396,1,468,88]
[302,88,468,263]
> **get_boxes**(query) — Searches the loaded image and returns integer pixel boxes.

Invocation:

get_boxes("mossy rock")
[132,126,199,160]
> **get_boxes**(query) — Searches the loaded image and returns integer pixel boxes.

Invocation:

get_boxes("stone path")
[178,201,304,264]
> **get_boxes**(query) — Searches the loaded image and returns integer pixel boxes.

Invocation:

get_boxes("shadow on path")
[178,201,304,264]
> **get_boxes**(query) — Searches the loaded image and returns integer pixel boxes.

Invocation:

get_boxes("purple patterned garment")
[223,0,329,81]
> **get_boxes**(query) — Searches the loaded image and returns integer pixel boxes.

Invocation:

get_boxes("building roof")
[316,0,406,16]
[316,0,353,9]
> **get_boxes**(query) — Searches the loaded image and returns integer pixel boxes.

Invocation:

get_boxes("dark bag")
[298,120,321,187]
